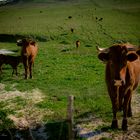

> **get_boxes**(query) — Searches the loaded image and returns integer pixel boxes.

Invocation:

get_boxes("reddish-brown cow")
[97,43,140,130]
[17,38,38,79]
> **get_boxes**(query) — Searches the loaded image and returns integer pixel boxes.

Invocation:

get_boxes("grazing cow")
[76,40,80,48]
[97,43,140,130]
[17,38,38,79]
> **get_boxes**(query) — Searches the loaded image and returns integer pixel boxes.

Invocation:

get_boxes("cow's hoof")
[111,119,118,129]
[122,119,128,131]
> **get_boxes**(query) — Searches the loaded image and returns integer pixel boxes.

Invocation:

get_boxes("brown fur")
[97,43,140,130]
[5,55,22,76]
[76,40,80,48]
[0,54,21,76]
[17,38,38,79]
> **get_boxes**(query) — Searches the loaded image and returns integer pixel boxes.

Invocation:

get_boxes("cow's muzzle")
[114,80,123,87]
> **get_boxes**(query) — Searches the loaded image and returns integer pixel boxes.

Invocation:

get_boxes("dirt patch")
[0,84,53,129]
[77,93,140,140]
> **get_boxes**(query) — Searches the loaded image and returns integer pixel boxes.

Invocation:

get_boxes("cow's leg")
[127,96,132,117]
[0,64,3,74]
[122,89,131,131]
[15,67,18,76]
[111,107,118,129]
[29,56,33,79]
[24,66,28,79]
[23,57,28,79]
[29,62,32,79]
[108,88,118,129]
[12,69,14,76]
[0,66,2,74]
[119,91,124,111]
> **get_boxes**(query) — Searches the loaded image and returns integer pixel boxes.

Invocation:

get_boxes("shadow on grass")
[74,111,116,139]
[0,120,69,140]
[77,126,112,139]
[0,34,48,43]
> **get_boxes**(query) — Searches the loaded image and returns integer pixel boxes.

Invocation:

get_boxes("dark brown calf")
[0,54,21,76]
[17,38,38,79]
[5,55,22,76]
[97,43,140,130]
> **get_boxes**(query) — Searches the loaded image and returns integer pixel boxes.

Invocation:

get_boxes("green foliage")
[0,102,15,131]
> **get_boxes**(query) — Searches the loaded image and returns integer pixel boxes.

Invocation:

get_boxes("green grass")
[0,0,140,132]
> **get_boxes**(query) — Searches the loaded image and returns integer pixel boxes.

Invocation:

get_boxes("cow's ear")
[127,53,138,62]
[136,50,140,55]
[98,52,109,62]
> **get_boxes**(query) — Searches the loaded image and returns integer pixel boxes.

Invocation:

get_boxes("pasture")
[0,0,140,139]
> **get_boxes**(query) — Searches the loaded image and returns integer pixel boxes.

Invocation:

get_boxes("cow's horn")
[17,39,22,43]
[96,46,109,53]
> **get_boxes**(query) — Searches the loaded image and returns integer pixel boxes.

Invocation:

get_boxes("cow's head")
[97,44,138,86]
[17,38,29,47]
[17,38,36,47]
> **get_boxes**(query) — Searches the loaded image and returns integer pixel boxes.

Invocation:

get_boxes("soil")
[77,93,140,140]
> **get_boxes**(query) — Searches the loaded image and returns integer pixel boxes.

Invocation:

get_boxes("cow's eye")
[122,49,126,55]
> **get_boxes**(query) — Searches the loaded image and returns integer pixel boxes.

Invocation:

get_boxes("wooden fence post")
[67,95,74,140]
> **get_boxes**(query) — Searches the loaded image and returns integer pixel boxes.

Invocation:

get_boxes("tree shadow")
[0,34,48,43]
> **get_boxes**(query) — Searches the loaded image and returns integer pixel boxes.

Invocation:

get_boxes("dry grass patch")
[0,84,53,129]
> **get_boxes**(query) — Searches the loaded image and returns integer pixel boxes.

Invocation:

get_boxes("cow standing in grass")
[5,55,22,76]
[0,54,21,76]
[97,43,140,130]
[17,38,38,79]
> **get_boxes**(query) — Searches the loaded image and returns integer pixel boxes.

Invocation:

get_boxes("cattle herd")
[0,39,140,130]
[0,38,38,79]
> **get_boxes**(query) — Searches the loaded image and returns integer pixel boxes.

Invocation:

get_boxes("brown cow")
[17,38,38,79]
[76,40,80,48]
[97,43,140,130]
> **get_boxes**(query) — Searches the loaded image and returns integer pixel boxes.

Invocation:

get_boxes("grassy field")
[0,0,140,138]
